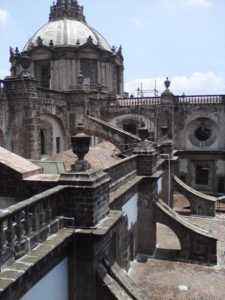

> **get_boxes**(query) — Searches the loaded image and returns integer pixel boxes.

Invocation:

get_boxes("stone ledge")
[0,228,73,295]
[110,176,144,204]
[75,210,122,236]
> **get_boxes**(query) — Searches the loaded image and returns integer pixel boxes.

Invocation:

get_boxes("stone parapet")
[59,169,110,227]
[134,141,157,176]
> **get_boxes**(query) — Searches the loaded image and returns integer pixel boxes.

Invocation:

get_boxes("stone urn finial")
[20,54,31,77]
[77,71,84,88]
[164,77,170,89]
[71,124,91,172]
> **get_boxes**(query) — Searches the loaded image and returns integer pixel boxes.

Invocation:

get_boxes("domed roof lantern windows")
[49,0,86,23]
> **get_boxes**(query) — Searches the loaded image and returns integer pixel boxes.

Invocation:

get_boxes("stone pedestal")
[133,141,157,176]
[59,169,110,227]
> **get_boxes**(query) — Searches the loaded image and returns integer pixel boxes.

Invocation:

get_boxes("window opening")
[40,129,46,155]
[123,123,137,135]
[56,137,61,154]
[196,165,209,185]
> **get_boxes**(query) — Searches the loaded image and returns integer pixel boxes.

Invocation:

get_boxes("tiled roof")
[49,141,121,171]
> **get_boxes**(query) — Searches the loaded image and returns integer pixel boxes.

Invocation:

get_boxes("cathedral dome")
[23,0,111,52]
[23,19,112,52]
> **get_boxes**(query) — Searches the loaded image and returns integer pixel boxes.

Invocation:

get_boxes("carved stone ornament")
[37,36,43,46]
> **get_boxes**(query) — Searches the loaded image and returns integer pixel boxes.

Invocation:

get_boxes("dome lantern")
[49,0,86,23]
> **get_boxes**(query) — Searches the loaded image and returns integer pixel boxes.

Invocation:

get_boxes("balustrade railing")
[0,186,65,253]
[178,95,223,104]
[104,155,137,191]
[38,87,66,102]
[108,97,161,107]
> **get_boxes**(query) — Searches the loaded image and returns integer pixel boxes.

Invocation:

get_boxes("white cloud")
[0,9,9,25]
[130,17,146,28]
[185,0,213,7]
[125,72,225,96]
[0,69,10,80]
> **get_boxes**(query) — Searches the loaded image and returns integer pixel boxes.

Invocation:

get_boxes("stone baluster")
[51,199,57,219]
[24,209,32,236]
[6,216,15,245]
[39,201,45,227]
[45,198,53,222]
[15,212,23,240]
[0,220,6,251]
[32,206,39,231]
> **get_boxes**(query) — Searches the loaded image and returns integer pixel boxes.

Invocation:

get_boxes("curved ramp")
[154,199,217,264]
[97,261,149,300]
[85,116,141,151]
[173,175,216,216]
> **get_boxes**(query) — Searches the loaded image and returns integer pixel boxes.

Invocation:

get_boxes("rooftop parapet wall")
[38,87,67,103]
[103,94,225,108]
[104,155,137,192]
[177,94,225,105]
[0,186,66,268]
[107,97,162,107]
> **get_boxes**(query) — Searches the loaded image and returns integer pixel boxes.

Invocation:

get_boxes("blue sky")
[0,0,225,95]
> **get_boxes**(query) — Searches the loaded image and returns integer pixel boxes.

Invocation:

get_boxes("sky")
[0,0,225,96]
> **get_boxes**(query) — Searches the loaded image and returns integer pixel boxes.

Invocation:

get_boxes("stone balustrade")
[178,94,224,105]
[108,97,161,107]
[38,87,66,102]
[104,94,225,109]
[104,155,137,192]
[0,186,65,265]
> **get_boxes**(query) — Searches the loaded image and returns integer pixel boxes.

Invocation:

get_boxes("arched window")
[40,129,46,155]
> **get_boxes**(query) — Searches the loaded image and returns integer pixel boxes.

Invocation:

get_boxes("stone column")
[157,78,175,143]
[4,76,40,159]
[97,61,101,85]
[134,141,160,255]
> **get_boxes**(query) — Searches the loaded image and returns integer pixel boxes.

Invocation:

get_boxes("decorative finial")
[49,40,54,46]
[77,71,84,87]
[87,35,93,44]
[20,55,31,77]
[76,39,80,46]
[71,124,91,172]
[164,77,170,89]
[9,46,14,56]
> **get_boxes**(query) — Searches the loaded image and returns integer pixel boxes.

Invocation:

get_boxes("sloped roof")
[0,147,41,178]
[49,141,121,171]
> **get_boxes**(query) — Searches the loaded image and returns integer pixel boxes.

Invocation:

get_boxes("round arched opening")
[155,223,181,260]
